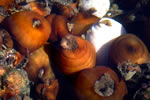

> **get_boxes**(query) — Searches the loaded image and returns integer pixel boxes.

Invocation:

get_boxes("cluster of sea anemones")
[0,0,150,100]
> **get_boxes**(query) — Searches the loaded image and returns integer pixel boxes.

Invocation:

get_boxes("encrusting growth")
[94,73,114,96]
[61,34,78,51]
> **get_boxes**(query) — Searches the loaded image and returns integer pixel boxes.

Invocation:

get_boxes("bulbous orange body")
[36,79,59,100]
[52,35,96,75]
[70,12,100,36]
[0,0,14,10]
[75,66,127,100]
[109,34,150,67]
[2,11,51,53]
[52,2,77,19]
[24,43,55,83]
[46,14,69,42]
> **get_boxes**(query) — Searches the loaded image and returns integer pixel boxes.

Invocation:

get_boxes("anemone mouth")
[60,35,78,51]
[94,73,114,97]
[32,18,41,28]
[67,23,74,32]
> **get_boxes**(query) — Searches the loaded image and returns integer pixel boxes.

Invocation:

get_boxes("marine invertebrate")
[36,79,59,100]
[0,47,24,68]
[75,66,127,100]
[117,61,150,100]
[2,11,51,54]
[69,12,100,36]
[51,2,78,19]
[117,61,141,81]
[24,43,55,83]
[0,0,15,10]
[109,34,150,67]
[46,14,69,42]
[78,0,110,18]
[0,46,32,99]
[0,68,30,99]
[52,34,96,75]
[86,17,126,66]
